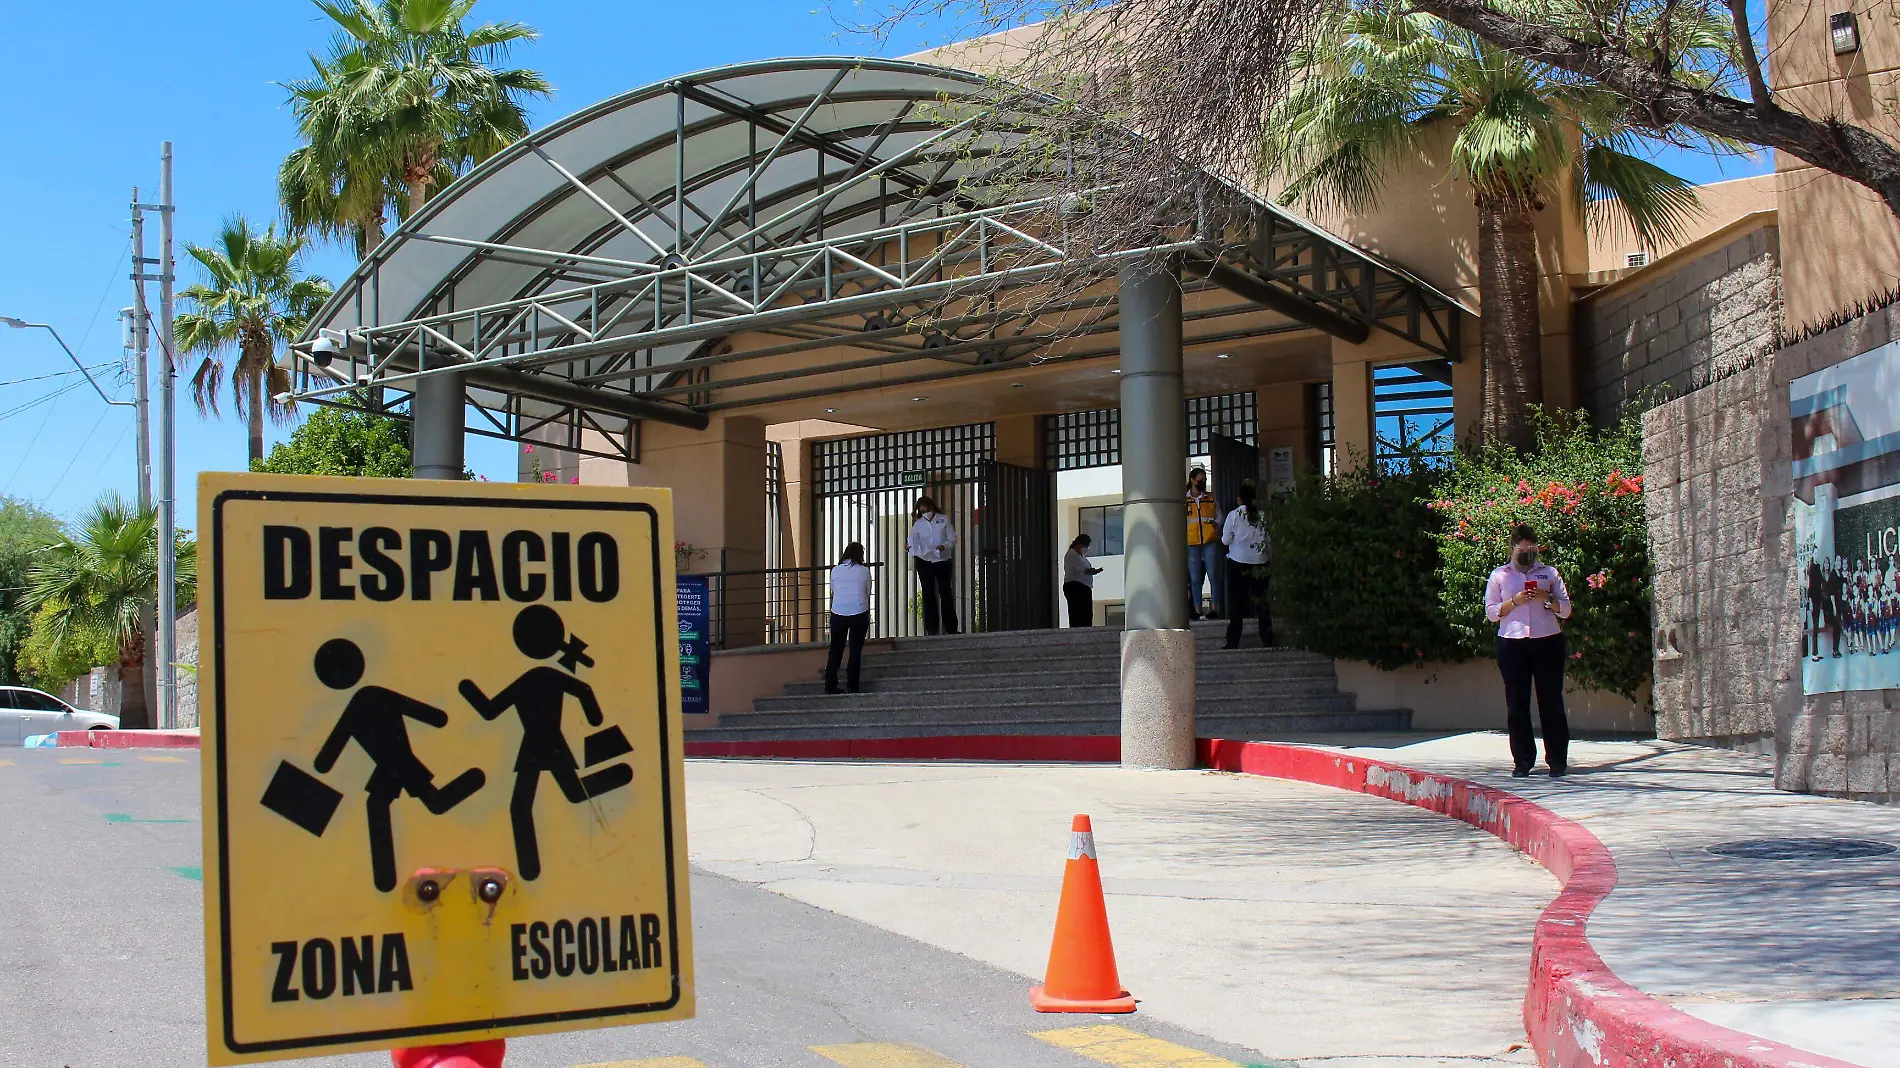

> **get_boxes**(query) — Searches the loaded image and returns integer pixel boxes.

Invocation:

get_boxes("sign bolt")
[417,877,441,903]
[478,877,504,904]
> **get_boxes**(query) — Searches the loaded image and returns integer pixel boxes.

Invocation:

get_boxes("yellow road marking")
[58,758,102,765]
[572,1058,711,1068]
[138,755,186,763]
[0,759,14,766]
[1033,1025,1242,1068]
[811,1042,968,1068]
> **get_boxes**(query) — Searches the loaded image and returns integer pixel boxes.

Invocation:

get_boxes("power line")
[3,382,70,496]
[0,362,118,388]
[0,380,84,423]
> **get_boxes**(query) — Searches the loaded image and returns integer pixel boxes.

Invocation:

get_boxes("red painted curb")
[684,734,1121,761]
[1197,738,1865,1068]
[56,729,201,750]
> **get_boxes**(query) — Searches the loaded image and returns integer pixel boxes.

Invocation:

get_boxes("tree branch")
[1406,0,1900,217]
[1726,0,1771,110]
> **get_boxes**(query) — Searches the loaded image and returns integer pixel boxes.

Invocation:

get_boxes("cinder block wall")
[1645,302,1900,803]
[1578,222,1781,422]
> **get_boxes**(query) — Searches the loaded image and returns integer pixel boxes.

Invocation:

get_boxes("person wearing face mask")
[906,495,960,636]
[1185,467,1222,619]
[1484,524,1574,778]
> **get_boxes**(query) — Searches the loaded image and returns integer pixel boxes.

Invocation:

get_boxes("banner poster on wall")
[676,576,711,715]
[1791,338,1900,695]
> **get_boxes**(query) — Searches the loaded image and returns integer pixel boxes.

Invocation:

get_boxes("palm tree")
[280,0,549,254]
[174,217,334,464]
[1268,5,1730,450]
[24,494,197,731]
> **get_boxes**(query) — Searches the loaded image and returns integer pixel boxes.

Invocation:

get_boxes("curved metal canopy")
[296,57,1466,459]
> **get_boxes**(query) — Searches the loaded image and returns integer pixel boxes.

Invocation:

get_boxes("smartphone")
[1525,580,1540,594]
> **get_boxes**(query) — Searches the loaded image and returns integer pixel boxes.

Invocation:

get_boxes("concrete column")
[1118,259,1195,769]
[1328,348,1373,474]
[630,415,769,646]
[412,372,466,481]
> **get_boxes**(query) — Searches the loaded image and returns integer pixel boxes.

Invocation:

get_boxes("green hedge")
[1267,412,1652,701]
[1267,456,1465,670]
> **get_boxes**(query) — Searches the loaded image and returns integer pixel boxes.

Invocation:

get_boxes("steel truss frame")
[294,59,1467,458]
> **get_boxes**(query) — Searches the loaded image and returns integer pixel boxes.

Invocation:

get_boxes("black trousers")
[1223,564,1273,647]
[1496,633,1570,773]
[1063,582,1093,627]
[915,558,960,635]
[825,611,870,692]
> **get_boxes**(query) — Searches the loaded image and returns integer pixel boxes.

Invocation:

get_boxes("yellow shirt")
[1187,492,1218,546]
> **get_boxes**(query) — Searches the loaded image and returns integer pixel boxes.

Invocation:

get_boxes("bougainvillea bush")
[1429,412,1651,700]
[1267,453,1465,670]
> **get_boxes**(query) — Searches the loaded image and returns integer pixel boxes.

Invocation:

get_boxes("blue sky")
[0,0,1769,531]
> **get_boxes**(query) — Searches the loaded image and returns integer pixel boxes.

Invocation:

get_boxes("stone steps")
[689,620,1411,746]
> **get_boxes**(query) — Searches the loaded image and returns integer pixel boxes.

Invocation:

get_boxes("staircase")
[686,621,1410,743]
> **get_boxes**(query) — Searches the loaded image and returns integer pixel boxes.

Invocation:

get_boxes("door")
[1209,433,1264,602]
[978,460,1056,632]
[13,689,73,739]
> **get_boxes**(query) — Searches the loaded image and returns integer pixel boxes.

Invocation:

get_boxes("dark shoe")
[848,686,862,694]
[1511,769,1531,778]
[824,687,843,695]
[1221,643,1239,650]
[1549,767,1568,778]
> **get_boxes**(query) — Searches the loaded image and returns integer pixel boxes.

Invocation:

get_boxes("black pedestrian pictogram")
[263,638,488,892]
[460,605,633,881]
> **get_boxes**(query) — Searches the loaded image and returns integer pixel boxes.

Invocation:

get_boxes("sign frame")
[201,477,692,1062]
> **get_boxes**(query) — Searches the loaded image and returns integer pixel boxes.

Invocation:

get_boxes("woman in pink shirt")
[1484,524,1574,778]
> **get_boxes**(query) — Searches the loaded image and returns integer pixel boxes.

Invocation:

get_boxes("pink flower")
[569,476,580,484]
[1586,569,1610,589]
[1517,479,1531,494]
[524,444,535,454]
[541,471,556,483]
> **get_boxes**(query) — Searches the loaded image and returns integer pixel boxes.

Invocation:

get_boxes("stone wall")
[1645,301,1900,802]
[1579,220,1781,422]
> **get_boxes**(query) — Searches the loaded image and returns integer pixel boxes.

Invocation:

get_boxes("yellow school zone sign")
[199,473,694,1064]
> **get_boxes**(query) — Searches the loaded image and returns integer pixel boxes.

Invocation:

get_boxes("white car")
[0,686,119,745]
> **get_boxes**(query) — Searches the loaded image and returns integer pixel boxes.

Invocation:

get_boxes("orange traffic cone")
[1029,814,1137,1013]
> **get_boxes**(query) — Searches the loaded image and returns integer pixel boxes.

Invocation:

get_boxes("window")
[1373,361,1455,470]
[1076,505,1124,556]
[1625,251,1649,268]
[1312,382,1336,477]
[11,690,63,712]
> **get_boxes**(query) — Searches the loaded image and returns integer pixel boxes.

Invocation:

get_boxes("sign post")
[199,474,694,1065]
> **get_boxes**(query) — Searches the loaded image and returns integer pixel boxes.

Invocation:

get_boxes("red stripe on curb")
[1197,738,1865,1068]
[56,729,202,750]
[683,734,1120,762]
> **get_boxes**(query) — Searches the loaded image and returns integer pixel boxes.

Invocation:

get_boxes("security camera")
[309,336,340,368]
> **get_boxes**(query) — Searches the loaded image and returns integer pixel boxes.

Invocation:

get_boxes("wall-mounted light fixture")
[1831,11,1860,55]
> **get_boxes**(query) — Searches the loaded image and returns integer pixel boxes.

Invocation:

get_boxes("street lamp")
[0,317,137,412]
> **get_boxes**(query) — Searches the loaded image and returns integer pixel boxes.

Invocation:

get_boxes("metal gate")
[1210,432,1264,603]
[979,460,1055,632]
[813,423,992,638]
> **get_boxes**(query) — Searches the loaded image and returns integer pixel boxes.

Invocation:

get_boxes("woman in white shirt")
[905,496,960,635]
[1219,483,1274,649]
[825,542,874,694]
[1062,534,1105,628]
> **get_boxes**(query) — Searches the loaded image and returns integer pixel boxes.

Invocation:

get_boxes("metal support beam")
[1117,258,1195,770]
[1183,255,1371,344]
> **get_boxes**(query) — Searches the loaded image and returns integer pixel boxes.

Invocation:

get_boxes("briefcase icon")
[583,725,632,767]
[261,760,344,838]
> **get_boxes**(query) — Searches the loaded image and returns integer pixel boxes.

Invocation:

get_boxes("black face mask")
[1515,550,1537,568]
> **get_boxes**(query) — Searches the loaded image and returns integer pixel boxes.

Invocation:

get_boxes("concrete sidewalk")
[1321,733,1900,1068]
[687,759,1554,1068]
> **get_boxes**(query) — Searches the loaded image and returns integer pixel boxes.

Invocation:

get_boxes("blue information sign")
[676,576,711,716]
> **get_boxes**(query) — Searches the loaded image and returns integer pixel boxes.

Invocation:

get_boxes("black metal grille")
[1374,361,1455,469]
[765,439,784,572]
[813,423,996,638]
[813,422,995,494]
[1045,392,1259,471]
[1312,381,1335,477]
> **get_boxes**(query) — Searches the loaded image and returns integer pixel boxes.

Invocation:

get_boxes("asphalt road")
[0,750,1276,1068]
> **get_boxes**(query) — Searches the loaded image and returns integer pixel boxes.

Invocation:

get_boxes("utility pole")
[127,189,153,512]
[149,145,178,732]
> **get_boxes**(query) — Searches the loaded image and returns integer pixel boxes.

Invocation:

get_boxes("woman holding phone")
[824,542,873,694]
[906,495,960,636]
[1484,524,1574,777]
